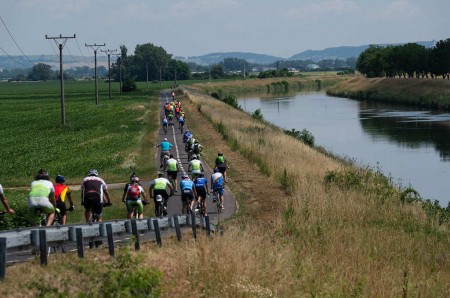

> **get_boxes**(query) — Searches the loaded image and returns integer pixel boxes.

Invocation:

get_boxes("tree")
[356,45,385,78]
[28,63,53,81]
[210,64,224,79]
[430,38,450,79]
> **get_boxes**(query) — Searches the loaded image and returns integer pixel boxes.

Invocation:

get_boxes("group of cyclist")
[161,97,185,133]
[0,91,231,227]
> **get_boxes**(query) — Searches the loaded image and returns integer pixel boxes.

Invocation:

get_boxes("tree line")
[356,38,450,79]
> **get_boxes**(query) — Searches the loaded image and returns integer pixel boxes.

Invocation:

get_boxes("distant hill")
[0,55,108,70]
[289,40,436,62]
[182,52,284,66]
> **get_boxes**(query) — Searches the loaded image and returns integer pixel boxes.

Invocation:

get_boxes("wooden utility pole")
[113,54,122,93]
[85,43,105,106]
[45,34,75,126]
[101,49,117,99]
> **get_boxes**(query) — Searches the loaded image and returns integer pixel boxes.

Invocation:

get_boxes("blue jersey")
[183,131,192,143]
[194,177,208,190]
[180,179,194,190]
[179,117,184,123]
[162,118,168,124]
[159,141,173,151]
[211,172,224,189]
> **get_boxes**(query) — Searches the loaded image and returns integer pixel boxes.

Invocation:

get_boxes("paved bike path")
[155,91,236,222]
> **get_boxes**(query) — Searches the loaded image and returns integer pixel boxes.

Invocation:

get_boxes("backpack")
[127,185,140,200]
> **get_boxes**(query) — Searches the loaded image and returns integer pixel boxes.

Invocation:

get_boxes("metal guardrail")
[0,214,216,281]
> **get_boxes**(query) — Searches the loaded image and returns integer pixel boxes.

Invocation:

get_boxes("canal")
[238,91,450,207]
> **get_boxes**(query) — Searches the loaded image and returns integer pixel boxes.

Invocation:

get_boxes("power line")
[74,37,89,64]
[47,39,58,57]
[0,45,29,67]
[0,15,33,66]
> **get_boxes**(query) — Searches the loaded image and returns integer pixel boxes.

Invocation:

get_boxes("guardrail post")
[106,223,115,257]
[190,212,197,239]
[131,219,140,251]
[0,238,6,281]
[204,215,211,237]
[173,215,182,241]
[76,228,84,258]
[153,219,162,247]
[39,229,48,266]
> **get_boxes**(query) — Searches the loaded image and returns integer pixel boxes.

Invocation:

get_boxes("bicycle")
[31,207,63,255]
[87,201,112,248]
[212,189,222,214]
[179,121,184,133]
[154,194,165,218]
[163,123,168,134]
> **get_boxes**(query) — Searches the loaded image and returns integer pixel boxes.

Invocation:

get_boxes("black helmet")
[35,169,50,180]
[55,175,65,183]
[157,172,164,177]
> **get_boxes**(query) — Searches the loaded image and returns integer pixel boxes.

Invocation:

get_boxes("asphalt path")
[154,91,236,223]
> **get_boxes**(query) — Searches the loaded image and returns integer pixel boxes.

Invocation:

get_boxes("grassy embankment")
[327,76,450,110]
[1,76,449,296]
[0,80,165,227]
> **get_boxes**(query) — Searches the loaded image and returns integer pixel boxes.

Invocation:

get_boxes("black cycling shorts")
[83,192,102,215]
[181,189,194,202]
[218,166,227,174]
[195,188,207,199]
[167,171,178,180]
[56,200,67,216]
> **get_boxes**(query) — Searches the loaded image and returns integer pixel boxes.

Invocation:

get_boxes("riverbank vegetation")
[327,76,450,110]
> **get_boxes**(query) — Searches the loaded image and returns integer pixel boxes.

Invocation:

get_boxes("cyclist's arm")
[49,192,56,209]
[67,191,75,209]
[0,193,15,214]
[149,185,154,198]
[103,188,112,204]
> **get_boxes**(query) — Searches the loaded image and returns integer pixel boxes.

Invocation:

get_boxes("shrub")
[251,109,264,121]
[122,78,137,92]
[284,128,315,147]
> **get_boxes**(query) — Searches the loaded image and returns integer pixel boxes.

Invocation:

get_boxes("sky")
[0,0,449,60]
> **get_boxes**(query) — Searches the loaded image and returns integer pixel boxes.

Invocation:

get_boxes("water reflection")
[359,103,450,161]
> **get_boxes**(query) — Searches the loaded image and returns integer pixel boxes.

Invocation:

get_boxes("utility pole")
[85,43,105,106]
[208,60,211,83]
[101,49,117,99]
[113,54,122,93]
[45,34,75,126]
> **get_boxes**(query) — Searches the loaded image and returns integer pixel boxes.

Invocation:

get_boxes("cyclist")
[167,110,174,125]
[155,138,173,168]
[27,169,55,226]
[194,172,209,215]
[54,175,75,225]
[189,140,203,160]
[183,129,192,144]
[175,105,181,119]
[164,102,171,117]
[164,154,181,192]
[0,183,15,214]
[121,173,139,216]
[149,172,174,216]
[162,116,168,132]
[211,168,225,210]
[188,155,204,180]
[215,151,230,183]
[80,169,112,223]
[123,176,147,219]
[178,115,185,130]
[180,175,195,214]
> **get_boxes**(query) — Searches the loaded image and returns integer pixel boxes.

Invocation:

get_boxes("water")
[239,91,450,207]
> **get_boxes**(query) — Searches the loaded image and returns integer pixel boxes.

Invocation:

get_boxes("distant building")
[306,64,320,70]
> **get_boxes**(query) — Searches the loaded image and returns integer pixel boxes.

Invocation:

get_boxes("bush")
[284,128,315,147]
[251,108,264,121]
[122,78,137,92]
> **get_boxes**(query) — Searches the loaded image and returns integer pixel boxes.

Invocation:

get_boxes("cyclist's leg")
[56,201,67,224]
[136,201,144,219]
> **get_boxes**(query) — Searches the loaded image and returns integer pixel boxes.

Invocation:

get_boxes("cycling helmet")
[38,168,48,175]
[131,176,140,183]
[213,168,220,173]
[218,151,223,156]
[157,172,164,177]
[129,172,137,181]
[198,172,205,177]
[88,169,99,176]
[164,138,168,141]
[55,175,65,183]
[182,174,189,179]
[191,154,197,160]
